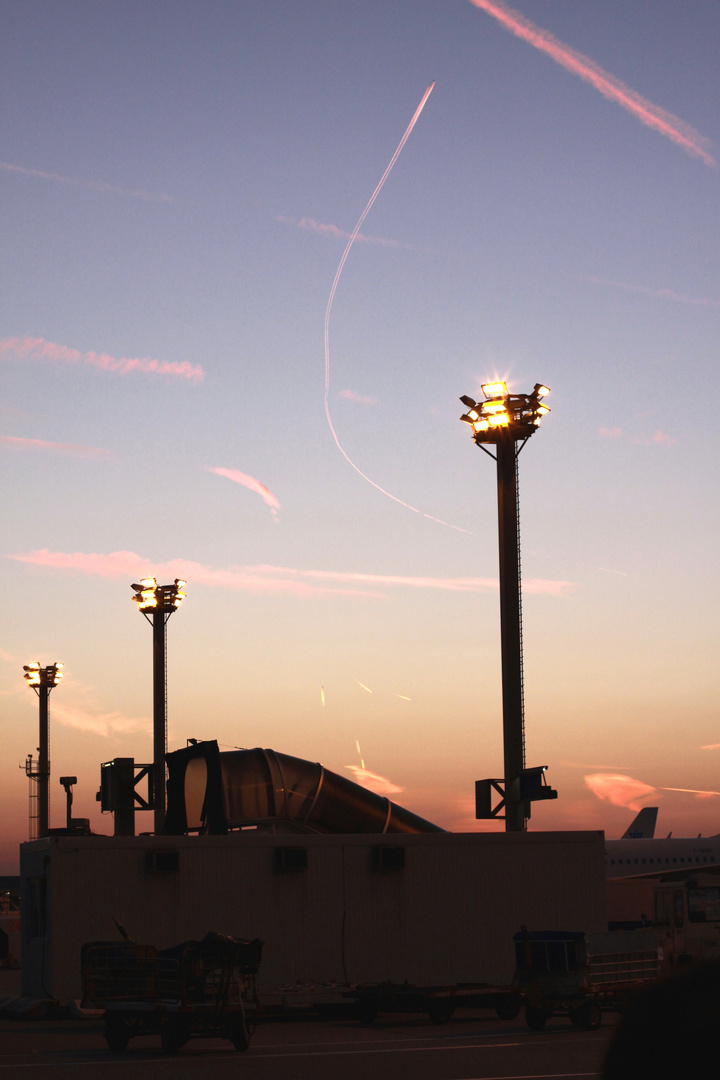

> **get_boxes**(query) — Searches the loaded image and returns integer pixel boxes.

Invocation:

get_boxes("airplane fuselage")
[606,836,720,879]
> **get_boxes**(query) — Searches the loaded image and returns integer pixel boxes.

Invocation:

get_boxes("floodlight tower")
[459,382,556,831]
[23,662,63,838]
[131,578,187,835]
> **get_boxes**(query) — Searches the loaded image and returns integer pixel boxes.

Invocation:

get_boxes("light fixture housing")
[460,383,551,446]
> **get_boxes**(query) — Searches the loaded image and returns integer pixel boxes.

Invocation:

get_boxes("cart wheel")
[570,1003,601,1031]
[104,1013,130,1053]
[495,994,521,1020]
[428,1001,455,1025]
[525,1005,550,1030]
[229,1015,249,1052]
[161,1016,190,1054]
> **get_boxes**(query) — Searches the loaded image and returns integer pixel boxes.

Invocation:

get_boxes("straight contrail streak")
[323,84,469,534]
[467,0,715,167]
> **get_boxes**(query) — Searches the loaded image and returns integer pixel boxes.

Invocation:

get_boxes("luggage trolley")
[81,931,263,1053]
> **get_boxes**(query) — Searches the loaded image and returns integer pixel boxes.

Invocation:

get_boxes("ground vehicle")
[346,982,521,1024]
[654,876,720,967]
[81,931,262,1053]
[513,928,661,1030]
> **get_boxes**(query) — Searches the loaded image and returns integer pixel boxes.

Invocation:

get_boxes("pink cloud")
[0,435,108,457]
[633,430,677,447]
[584,772,658,812]
[0,337,203,382]
[467,0,715,166]
[0,160,172,202]
[700,744,720,751]
[277,215,401,248]
[6,549,574,599]
[599,426,622,439]
[344,765,404,796]
[585,276,720,308]
[206,467,281,520]
[338,389,377,405]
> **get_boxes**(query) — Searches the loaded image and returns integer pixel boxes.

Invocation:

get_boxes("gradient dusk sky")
[2,1,719,872]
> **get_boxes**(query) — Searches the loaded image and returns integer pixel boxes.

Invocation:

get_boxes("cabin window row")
[607,856,712,866]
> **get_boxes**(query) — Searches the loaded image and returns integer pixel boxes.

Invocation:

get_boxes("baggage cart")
[81,930,263,1053]
[513,927,661,1030]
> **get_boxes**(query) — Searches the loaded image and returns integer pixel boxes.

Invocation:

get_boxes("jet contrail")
[323,84,471,535]
[206,467,281,520]
[467,0,715,167]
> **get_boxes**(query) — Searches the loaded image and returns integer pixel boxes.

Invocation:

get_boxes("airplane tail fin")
[622,807,658,839]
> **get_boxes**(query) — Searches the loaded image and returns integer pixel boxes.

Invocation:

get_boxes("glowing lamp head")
[23,662,41,687]
[482,381,507,398]
[483,399,507,415]
[533,384,550,399]
[488,411,510,427]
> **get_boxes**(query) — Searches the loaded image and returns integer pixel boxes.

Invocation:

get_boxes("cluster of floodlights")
[23,662,64,688]
[131,578,187,613]
[459,381,550,444]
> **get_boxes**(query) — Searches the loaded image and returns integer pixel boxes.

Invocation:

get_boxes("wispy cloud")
[585,276,720,308]
[0,435,109,458]
[7,548,574,599]
[338,389,377,405]
[276,214,402,248]
[599,427,622,439]
[633,430,676,447]
[0,160,173,202]
[467,0,715,166]
[0,336,203,382]
[52,703,150,737]
[206,467,281,521]
[700,744,720,751]
[662,786,720,800]
[584,772,658,812]
[344,765,404,796]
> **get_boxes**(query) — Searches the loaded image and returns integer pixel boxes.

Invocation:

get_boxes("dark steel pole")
[496,431,526,832]
[38,679,50,838]
[152,611,166,834]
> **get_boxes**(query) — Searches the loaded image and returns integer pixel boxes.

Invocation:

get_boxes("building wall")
[21,830,606,1004]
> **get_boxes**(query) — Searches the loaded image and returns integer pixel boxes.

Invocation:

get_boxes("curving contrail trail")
[323,83,470,535]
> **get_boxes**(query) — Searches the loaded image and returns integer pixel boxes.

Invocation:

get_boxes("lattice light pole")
[459,381,556,832]
[23,662,63,838]
[131,578,186,835]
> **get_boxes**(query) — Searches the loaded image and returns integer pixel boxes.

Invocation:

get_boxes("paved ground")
[0,1009,613,1080]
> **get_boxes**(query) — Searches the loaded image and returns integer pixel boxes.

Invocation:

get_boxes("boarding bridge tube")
[164,740,444,835]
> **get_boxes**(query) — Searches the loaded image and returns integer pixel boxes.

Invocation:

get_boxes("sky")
[1,0,719,872]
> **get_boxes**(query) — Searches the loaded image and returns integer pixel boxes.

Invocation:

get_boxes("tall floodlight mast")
[459,382,557,832]
[131,578,187,835]
[23,662,63,838]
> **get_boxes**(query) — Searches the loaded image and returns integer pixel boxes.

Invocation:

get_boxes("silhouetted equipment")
[51,776,91,836]
[22,662,63,838]
[130,578,187,835]
[98,759,154,836]
[82,930,262,1053]
[165,740,444,835]
[459,383,556,832]
[476,767,558,822]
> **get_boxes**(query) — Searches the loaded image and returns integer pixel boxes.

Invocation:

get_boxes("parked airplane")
[606,808,720,879]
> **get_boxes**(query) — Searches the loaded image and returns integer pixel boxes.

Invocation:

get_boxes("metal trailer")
[346,983,522,1025]
[512,928,661,1031]
[81,931,263,1053]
